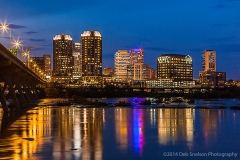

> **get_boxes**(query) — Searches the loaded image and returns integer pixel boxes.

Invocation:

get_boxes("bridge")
[0,43,48,112]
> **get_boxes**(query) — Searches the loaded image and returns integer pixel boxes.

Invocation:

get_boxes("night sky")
[0,0,240,80]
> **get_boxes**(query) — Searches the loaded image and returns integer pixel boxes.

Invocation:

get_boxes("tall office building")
[157,54,193,81]
[53,34,73,83]
[129,48,144,65]
[202,50,216,72]
[103,67,114,76]
[200,50,226,87]
[72,42,82,81]
[81,31,102,85]
[146,54,194,88]
[31,55,51,79]
[114,50,130,81]
[43,54,51,79]
[30,56,44,71]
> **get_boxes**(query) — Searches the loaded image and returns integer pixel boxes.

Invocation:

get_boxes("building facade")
[199,70,226,88]
[199,50,226,88]
[43,54,51,79]
[157,54,193,81]
[202,50,216,72]
[72,42,82,81]
[81,31,102,85]
[146,79,195,88]
[53,34,73,83]
[30,55,51,80]
[129,48,144,65]
[114,50,130,81]
[103,67,114,76]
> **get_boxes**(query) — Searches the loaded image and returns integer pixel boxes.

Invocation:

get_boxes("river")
[0,98,240,160]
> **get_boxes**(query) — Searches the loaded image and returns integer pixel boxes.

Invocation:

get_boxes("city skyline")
[0,1,240,79]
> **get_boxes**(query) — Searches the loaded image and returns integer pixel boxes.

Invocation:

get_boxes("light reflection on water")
[0,98,240,160]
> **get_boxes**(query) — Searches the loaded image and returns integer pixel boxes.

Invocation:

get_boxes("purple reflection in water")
[132,109,144,155]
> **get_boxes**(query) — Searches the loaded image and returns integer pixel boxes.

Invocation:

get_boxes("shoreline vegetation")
[43,84,240,99]
[35,84,240,109]
[37,96,240,110]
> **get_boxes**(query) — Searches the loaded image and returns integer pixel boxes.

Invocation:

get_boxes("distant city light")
[0,21,9,33]
[12,38,22,49]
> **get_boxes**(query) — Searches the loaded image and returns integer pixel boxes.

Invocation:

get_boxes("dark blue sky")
[0,0,240,79]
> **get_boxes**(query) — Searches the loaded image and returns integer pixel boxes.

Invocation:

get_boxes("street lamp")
[0,21,8,32]
[12,38,22,49]
[0,21,12,48]
[10,38,22,57]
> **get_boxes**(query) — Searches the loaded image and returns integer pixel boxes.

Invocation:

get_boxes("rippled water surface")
[0,98,240,160]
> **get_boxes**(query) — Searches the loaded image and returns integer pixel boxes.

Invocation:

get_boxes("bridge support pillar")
[13,77,27,107]
[22,84,32,103]
[3,75,20,108]
[27,85,36,101]
[3,83,7,92]
[31,84,39,100]
[0,85,8,112]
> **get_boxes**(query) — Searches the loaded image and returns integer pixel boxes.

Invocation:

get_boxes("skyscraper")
[202,50,216,72]
[81,31,102,85]
[146,54,194,88]
[114,50,130,81]
[72,42,82,81]
[127,48,145,81]
[157,54,193,81]
[30,55,51,79]
[43,54,51,79]
[200,50,226,87]
[53,34,73,83]
[129,48,144,65]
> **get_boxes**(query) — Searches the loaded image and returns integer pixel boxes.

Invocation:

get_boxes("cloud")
[8,24,26,29]
[0,36,10,40]
[216,4,228,8]
[25,31,38,34]
[213,24,226,27]
[33,47,46,51]
[213,43,240,52]
[144,47,174,52]
[29,38,45,42]
[227,0,240,2]
[42,44,52,46]
[205,36,238,43]
[103,52,114,58]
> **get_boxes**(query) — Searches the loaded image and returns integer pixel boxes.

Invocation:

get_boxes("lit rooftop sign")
[131,48,143,53]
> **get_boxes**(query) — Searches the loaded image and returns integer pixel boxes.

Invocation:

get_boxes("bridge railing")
[0,43,48,83]
[24,58,49,82]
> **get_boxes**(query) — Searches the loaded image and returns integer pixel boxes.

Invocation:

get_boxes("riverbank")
[43,85,240,99]
[35,97,240,111]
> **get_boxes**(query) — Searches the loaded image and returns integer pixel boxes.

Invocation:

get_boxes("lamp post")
[0,21,12,48]
[11,38,22,57]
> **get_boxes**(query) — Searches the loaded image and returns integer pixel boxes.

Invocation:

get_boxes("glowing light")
[133,109,144,155]
[12,38,22,49]
[0,21,9,33]
[131,48,143,53]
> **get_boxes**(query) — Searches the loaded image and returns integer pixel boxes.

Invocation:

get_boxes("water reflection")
[0,106,105,160]
[52,107,104,160]
[114,108,144,155]
[115,108,129,151]
[132,109,144,155]
[0,108,2,134]
[158,108,194,147]
[0,100,239,159]
[199,109,226,148]
[0,107,52,160]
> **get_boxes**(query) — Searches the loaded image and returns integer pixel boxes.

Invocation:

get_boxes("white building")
[114,50,130,81]
[129,48,144,65]
[72,42,82,81]
[202,50,216,72]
